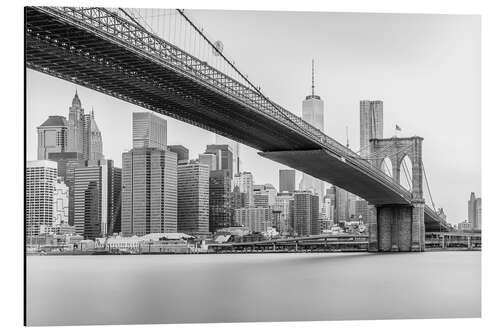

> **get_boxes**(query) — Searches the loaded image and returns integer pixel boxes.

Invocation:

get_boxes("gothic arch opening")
[381,157,393,178]
[399,155,413,191]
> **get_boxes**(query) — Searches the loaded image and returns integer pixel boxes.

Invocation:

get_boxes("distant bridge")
[25,7,452,251]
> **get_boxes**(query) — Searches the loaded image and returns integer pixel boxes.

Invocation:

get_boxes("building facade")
[234,207,272,233]
[279,169,296,193]
[215,134,240,177]
[67,91,85,155]
[199,153,218,172]
[177,161,210,236]
[82,110,104,161]
[48,151,85,226]
[205,144,233,177]
[121,148,178,236]
[37,116,68,160]
[53,177,69,227]
[274,192,294,235]
[74,160,112,239]
[234,171,254,207]
[468,192,482,231]
[133,112,168,150]
[167,145,189,163]
[26,160,59,239]
[209,169,233,232]
[291,191,320,236]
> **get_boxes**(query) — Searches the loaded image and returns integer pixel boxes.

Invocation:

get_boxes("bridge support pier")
[368,201,425,252]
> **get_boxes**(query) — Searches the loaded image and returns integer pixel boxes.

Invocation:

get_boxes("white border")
[2,0,498,332]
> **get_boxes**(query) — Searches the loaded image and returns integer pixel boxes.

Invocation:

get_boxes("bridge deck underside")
[25,8,319,153]
[24,7,447,231]
[260,150,408,206]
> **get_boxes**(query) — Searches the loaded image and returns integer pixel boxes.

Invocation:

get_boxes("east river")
[26,251,480,326]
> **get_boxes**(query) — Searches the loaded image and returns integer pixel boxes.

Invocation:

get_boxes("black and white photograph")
[13,0,495,330]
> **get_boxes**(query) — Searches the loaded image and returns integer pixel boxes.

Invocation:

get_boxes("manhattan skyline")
[26,10,480,225]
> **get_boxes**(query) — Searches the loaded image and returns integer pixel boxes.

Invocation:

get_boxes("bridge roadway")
[25,6,449,231]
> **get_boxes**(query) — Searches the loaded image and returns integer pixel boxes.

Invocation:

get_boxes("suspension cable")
[422,161,436,212]
[401,158,412,190]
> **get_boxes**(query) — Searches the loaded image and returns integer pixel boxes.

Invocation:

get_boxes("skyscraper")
[335,187,349,223]
[215,134,240,177]
[83,110,104,161]
[209,169,232,232]
[234,172,254,207]
[73,160,120,239]
[291,191,319,236]
[67,91,105,160]
[26,160,58,239]
[177,161,210,236]
[205,144,233,177]
[133,112,168,150]
[121,149,178,236]
[111,167,122,235]
[360,100,383,156]
[167,145,189,163]
[67,90,85,155]
[48,151,85,226]
[199,153,218,172]
[279,169,295,193]
[53,178,69,227]
[122,112,177,236]
[300,60,325,202]
[468,192,482,231]
[37,116,68,160]
[274,192,294,235]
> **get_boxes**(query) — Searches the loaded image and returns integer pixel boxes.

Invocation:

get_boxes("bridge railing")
[38,6,415,203]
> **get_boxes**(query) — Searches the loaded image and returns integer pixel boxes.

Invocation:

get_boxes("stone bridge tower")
[366,136,425,252]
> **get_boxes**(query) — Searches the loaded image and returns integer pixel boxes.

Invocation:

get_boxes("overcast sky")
[26,10,480,224]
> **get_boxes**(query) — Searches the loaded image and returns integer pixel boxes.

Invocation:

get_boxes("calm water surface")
[26,251,480,326]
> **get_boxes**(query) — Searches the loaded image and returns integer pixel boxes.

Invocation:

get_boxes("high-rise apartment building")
[121,148,178,236]
[133,112,168,150]
[291,191,319,236]
[360,100,383,156]
[209,169,232,232]
[37,116,68,160]
[177,161,210,236]
[468,192,482,231]
[26,160,59,239]
[279,169,296,193]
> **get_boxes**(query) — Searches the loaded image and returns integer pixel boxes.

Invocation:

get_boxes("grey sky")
[26,10,480,224]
